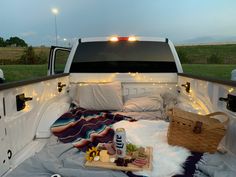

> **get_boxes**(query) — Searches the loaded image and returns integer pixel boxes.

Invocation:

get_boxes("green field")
[176,44,236,64]
[0,64,235,82]
[182,64,235,80]
[1,65,48,82]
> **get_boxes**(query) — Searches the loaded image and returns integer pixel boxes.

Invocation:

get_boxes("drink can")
[115,128,126,158]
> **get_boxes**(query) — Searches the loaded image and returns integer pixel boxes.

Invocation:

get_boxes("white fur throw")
[113,120,190,177]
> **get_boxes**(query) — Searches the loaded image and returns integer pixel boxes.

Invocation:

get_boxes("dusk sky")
[1,0,236,46]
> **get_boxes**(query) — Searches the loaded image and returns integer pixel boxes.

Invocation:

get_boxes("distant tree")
[207,53,223,64]
[5,36,28,47]
[36,50,48,64]
[20,46,36,64]
[0,37,6,47]
[177,50,190,63]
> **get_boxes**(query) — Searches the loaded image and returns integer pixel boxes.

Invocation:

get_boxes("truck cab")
[48,37,182,75]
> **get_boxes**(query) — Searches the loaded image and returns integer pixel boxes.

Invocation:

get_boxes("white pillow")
[77,81,123,110]
[123,95,163,112]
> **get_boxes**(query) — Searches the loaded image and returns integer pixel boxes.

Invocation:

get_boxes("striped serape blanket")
[51,108,131,150]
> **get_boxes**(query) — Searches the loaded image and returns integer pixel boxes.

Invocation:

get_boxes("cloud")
[20,31,37,37]
[177,35,236,45]
[43,35,77,46]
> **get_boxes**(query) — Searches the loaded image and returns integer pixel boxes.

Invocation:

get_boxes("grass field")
[0,47,50,60]
[0,47,24,61]
[0,64,235,82]
[0,47,50,64]
[1,65,48,82]
[182,64,235,80]
[176,44,236,64]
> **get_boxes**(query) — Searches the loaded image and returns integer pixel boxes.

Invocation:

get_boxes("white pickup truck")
[0,36,236,176]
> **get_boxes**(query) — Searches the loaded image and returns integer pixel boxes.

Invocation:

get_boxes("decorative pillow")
[77,81,123,110]
[160,90,179,121]
[161,91,178,110]
[123,95,163,112]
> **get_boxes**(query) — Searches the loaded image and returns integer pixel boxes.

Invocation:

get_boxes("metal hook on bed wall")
[219,94,236,112]
[181,82,190,93]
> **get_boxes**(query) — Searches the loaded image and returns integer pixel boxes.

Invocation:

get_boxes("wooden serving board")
[85,146,153,171]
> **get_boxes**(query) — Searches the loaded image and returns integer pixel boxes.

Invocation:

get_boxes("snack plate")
[85,144,153,171]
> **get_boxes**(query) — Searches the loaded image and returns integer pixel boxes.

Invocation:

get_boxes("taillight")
[109,36,137,42]
[109,36,119,42]
[118,37,129,41]
[128,36,137,42]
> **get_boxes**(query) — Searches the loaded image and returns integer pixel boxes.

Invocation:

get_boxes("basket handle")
[167,108,229,130]
[205,112,229,130]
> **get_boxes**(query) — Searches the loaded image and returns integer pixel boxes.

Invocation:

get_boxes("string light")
[129,74,206,114]
[73,72,206,114]
[229,88,234,93]
[23,103,31,112]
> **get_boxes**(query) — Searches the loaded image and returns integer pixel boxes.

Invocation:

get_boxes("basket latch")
[193,121,203,134]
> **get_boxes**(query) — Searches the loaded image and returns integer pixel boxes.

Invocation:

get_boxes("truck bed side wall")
[178,74,236,155]
[0,74,70,175]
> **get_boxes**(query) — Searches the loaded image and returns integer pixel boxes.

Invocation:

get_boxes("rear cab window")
[70,41,177,73]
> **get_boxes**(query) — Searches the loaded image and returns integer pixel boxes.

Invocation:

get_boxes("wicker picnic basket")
[167,107,229,153]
